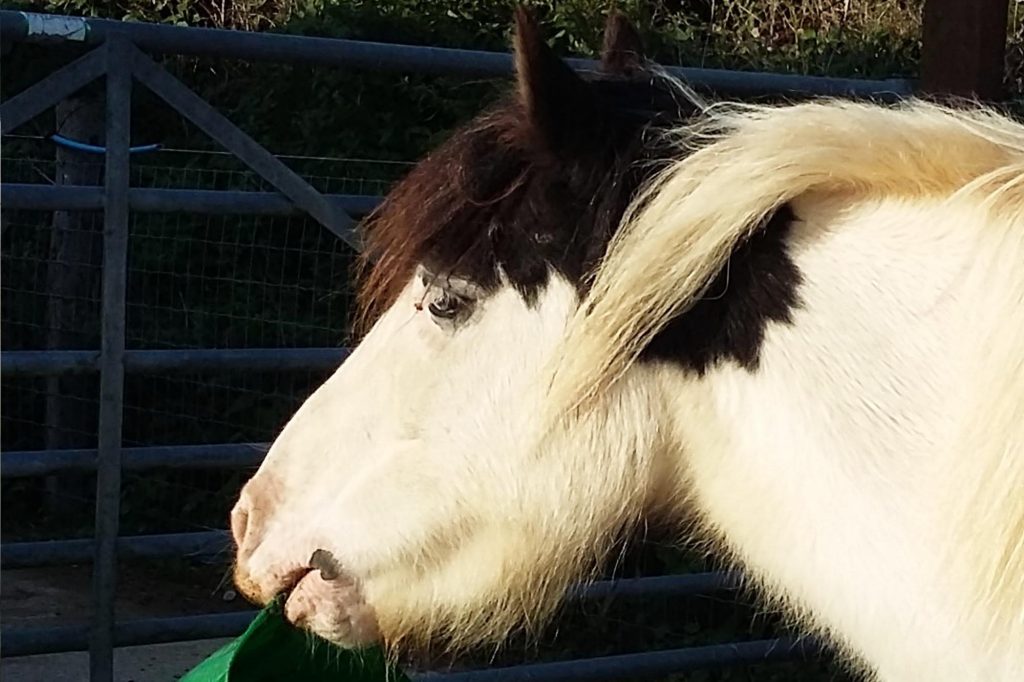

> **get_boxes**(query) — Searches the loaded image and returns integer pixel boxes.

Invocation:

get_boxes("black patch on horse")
[643,206,802,374]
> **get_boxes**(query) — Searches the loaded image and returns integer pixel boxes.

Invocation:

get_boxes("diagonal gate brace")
[127,44,361,250]
[1,39,361,249]
[0,46,106,134]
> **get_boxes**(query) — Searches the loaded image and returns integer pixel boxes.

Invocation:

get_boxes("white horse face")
[231,9,681,651]
[232,267,599,647]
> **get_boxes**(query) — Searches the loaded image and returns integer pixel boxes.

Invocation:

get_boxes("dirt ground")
[2,560,248,625]
[1,560,251,681]
[2,638,235,681]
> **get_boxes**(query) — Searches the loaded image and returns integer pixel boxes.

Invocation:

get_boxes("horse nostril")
[309,548,344,580]
[231,475,283,554]
[231,503,250,549]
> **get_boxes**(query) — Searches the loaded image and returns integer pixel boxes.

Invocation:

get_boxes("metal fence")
[0,9,917,682]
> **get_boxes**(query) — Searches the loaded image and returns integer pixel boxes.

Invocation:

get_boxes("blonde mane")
[548,99,1024,415]
[546,98,1024,662]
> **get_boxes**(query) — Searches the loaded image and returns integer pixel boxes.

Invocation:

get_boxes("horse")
[230,8,1024,680]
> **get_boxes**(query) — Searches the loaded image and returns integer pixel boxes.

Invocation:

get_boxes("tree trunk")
[920,0,1010,99]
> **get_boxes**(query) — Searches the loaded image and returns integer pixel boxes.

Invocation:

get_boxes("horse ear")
[600,12,646,76]
[513,6,601,154]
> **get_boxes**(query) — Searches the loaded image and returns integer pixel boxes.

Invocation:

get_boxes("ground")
[1,560,246,681]
[2,639,233,682]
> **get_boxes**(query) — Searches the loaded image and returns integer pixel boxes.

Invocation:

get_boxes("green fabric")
[181,602,409,682]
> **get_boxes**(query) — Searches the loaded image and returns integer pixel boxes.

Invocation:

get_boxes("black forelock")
[355,73,689,324]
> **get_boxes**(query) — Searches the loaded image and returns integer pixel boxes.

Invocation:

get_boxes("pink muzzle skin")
[282,548,381,648]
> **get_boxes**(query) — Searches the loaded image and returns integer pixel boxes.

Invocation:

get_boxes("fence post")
[45,89,104,514]
[920,0,1010,99]
[89,34,132,682]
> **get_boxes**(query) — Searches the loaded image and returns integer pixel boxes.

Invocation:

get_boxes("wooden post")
[44,88,104,513]
[920,0,1010,100]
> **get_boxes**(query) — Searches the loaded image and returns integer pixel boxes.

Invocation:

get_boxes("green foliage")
[6,0,960,165]
[31,0,304,29]
[21,0,1024,165]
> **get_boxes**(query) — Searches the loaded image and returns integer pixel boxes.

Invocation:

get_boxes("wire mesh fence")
[1,147,407,546]
[1,146,413,646]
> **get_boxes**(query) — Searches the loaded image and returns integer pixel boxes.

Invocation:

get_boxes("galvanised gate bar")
[0,5,1006,681]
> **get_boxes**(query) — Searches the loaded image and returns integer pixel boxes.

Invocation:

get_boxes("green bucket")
[181,601,410,682]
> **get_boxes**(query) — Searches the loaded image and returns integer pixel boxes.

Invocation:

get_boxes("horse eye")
[427,291,462,320]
